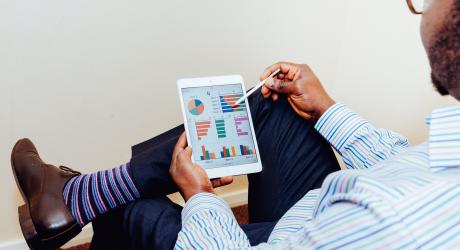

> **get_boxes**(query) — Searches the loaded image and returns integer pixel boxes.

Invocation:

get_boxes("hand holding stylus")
[260,62,336,120]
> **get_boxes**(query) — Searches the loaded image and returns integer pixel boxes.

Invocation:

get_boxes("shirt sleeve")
[174,192,251,250]
[314,103,409,169]
[252,196,417,249]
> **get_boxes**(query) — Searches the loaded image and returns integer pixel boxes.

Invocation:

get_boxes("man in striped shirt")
[172,0,460,248]
[10,0,460,249]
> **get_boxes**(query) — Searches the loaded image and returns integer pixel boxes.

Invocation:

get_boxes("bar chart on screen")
[220,93,246,113]
[195,120,211,140]
[219,145,255,158]
[181,84,258,169]
[215,119,226,138]
[234,116,250,136]
[200,145,217,160]
[200,144,256,160]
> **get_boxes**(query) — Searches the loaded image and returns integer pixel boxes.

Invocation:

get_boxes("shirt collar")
[427,106,460,171]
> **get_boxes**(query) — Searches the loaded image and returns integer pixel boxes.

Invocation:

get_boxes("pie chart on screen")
[188,99,205,115]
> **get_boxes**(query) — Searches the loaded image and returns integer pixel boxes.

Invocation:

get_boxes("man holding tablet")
[10,0,460,249]
[11,70,340,249]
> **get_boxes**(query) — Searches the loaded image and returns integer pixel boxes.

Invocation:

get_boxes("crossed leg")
[90,91,340,250]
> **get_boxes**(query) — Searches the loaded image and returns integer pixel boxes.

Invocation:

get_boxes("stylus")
[234,68,281,106]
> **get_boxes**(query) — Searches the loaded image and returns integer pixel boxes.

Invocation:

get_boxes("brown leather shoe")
[11,138,82,250]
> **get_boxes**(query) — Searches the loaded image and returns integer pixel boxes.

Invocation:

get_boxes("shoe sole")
[11,140,81,250]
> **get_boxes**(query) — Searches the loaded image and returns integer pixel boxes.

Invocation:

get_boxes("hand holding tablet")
[169,132,234,200]
[177,75,262,178]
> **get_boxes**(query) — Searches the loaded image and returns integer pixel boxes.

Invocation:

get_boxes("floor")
[63,204,249,250]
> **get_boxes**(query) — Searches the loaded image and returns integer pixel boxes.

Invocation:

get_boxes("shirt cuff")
[181,192,233,225]
[314,103,368,151]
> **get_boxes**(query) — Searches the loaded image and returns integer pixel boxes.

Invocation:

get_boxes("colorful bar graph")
[200,145,217,160]
[202,144,255,160]
[195,120,211,140]
[239,145,255,156]
[234,116,249,136]
[220,93,246,113]
[220,146,236,158]
[215,119,226,138]
[201,145,206,160]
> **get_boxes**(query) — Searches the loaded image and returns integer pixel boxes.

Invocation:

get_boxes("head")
[420,0,460,100]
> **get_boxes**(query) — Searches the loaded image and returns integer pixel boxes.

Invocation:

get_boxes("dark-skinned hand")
[260,62,336,120]
[169,133,233,201]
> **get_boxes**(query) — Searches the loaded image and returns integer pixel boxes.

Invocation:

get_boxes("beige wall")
[1,0,457,243]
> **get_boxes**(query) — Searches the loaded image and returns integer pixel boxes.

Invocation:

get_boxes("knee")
[123,198,172,225]
[122,199,182,249]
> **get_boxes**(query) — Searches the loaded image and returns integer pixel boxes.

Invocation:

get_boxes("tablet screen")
[181,84,258,169]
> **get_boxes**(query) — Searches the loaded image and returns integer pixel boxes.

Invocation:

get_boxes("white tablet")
[177,75,262,178]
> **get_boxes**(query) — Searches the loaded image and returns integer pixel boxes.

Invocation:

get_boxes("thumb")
[177,146,193,164]
[264,78,297,94]
[184,147,193,158]
[211,176,234,188]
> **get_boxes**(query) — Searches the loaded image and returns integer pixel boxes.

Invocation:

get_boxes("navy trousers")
[90,91,340,250]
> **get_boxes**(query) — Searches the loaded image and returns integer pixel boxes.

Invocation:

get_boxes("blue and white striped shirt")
[175,103,460,249]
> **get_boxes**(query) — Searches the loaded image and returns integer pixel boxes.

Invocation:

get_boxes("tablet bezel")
[177,75,262,178]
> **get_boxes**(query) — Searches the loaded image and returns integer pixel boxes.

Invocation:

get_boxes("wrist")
[316,98,336,118]
[182,186,215,201]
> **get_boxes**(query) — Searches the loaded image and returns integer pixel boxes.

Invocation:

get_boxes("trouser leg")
[240,222,277,246]
[90,205,131,250]
[122,198,183,250]
[247,92,340,223]
[119,198,276,249]
[128,124,184,198]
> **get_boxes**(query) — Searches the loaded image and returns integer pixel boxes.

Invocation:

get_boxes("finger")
[259,62,296,81]
[264,78,297,94]
[272,92,279,101]
[287,97,313,120]
[184,146,193,158]
[211,176,234,188]
[284,64,301,80]
[178,146,192,161]
[174,133,188,152]
[263,92,271,99]
[177,146,193,166]
[172,133,188,164]
[261,86,271,98]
